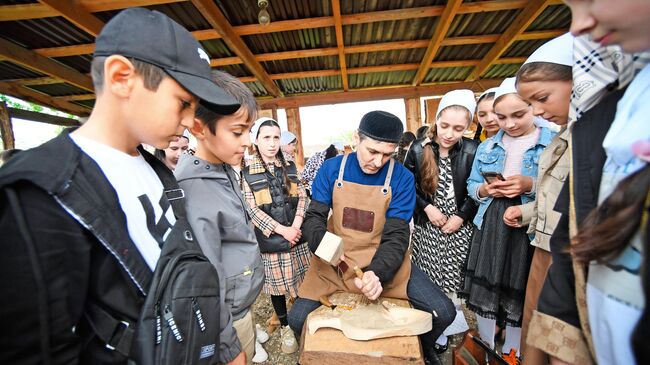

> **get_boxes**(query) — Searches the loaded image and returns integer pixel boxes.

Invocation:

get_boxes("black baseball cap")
[94,7,240,114]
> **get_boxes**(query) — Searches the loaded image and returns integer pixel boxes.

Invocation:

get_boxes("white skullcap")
[281,131,296,145]
[181,129,191,140]
[494,77,518,101]
[333,141,344,150]
[436,89,477,120]
[250,117,276,145]
[478,87,499,101]
[523,33,574,67]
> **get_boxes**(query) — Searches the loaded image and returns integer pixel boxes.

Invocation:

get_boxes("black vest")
[243,161,300,253]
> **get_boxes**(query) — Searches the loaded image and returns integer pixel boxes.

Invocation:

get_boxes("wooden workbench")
[299,292,425,365]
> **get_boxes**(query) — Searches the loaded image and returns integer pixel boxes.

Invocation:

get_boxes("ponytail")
[420,126,439,196]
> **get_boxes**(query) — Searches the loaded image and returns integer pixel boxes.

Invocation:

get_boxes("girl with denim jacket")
[460,77,556,361]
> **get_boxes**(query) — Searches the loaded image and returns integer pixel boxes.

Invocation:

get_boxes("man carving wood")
[287,111,456,364]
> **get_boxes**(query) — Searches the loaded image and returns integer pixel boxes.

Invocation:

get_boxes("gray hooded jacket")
[175,154,264,363]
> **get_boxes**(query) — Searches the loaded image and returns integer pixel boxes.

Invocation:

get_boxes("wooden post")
[257,107,277,120]
[424,98,442,125]
[285,107,305,169]
[404,97,421,133]
[0,101,15,150]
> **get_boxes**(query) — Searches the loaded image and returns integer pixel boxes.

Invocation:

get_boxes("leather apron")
[298,154,411,301]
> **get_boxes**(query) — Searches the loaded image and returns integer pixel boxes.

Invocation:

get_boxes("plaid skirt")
[261,242,312,297]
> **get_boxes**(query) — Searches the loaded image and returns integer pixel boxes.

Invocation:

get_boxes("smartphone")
[481,171,505,184]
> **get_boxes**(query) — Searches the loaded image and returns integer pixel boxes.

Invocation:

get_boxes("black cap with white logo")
[94,7,240,114]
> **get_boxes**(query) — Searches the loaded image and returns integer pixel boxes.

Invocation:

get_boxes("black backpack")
[130,151,221,364]
[5,149,222,365]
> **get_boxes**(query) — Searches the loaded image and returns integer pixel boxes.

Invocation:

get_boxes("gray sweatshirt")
[175,154,264,363]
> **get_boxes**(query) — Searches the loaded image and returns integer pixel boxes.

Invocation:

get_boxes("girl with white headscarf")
[403,89,479,353]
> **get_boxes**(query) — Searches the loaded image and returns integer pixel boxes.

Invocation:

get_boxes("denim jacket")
[467,126,556,229]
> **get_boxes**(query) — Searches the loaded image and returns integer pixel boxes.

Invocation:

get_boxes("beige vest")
[298,155,411,300]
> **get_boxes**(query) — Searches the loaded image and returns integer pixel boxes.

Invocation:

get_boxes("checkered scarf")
[570,35,650,121]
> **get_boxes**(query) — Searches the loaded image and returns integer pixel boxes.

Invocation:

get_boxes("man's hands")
[479,175,533,199]
[424,204,447,227]
[276,225,302,246]
[503,206,523,227]
[354,270,383,300]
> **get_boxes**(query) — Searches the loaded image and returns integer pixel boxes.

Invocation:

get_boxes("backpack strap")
[5,187,52,365]
[81,147,184,357]
[138,145,187,219]
[83,301,135,356]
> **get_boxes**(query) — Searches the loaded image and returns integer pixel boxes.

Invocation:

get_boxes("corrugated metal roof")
[0,61,43,79]
[27,83,88,97]
[424,66,474,83]
[0,0,572,115]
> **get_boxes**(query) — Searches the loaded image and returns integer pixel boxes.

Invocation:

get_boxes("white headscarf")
[478,87,499,101]
[493,77,518,101]
[250,117,276,145]
[435,89,477,120]
[280,131,297,146]
[522,33,574,67]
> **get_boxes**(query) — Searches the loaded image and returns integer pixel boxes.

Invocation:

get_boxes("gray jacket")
[175,154,264,363]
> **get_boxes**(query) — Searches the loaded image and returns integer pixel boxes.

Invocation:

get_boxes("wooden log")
[0,101,15,150]
[300,292,424,365]
[404,97,422,133]
[285,107,305,168]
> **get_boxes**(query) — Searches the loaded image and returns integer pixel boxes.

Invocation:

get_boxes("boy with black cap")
[287,110,456,364]
[0,8,239,364]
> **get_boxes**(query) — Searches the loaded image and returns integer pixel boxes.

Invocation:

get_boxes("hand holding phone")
[481,171,505,184]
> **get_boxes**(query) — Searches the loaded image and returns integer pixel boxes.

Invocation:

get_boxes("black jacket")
[535,88,624,361]
[403,137,479,225]
[243,161,300,253]
[0,131,159,364]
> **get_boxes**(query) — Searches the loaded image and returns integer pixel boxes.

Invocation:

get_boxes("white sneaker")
[280,325,298,354]
[256,323,269,344]
[252,340,268,363]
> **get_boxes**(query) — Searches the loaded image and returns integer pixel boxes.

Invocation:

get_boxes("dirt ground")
[251,293,479,365]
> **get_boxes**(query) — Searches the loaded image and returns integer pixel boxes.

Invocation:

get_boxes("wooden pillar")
[424,98,442,125]
[404,97,421,133]
[257,107,278,121]
[285,107,305,168]
[0,101,15,150]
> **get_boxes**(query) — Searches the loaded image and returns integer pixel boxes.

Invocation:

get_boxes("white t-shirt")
[70,134,176,270]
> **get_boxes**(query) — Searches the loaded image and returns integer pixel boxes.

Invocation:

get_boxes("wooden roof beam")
[55,94,96,102]
[0,0,184,21]
[331,0,348,91]
[8,107,81,127]
[33,28,565,61]
[412,0,463,86]
[37,0,104,36]
[240,57,526,82]
[3,0,548,32]
[466,0,555,82]
[190,0,282,97]
[258,79,504,109]
[0,81,90,116]
[0,37,94,92]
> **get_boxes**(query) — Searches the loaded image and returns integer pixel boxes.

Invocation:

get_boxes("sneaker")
[280,325,298,354]
[433,341,448,354]
[502,349,521,365]
[252,340,268,363]
[256,323,269,344]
